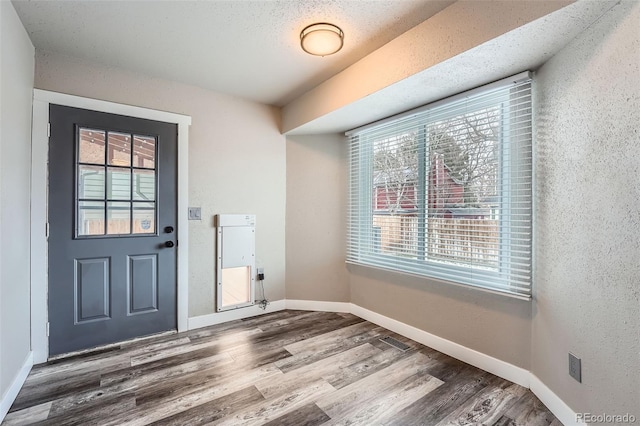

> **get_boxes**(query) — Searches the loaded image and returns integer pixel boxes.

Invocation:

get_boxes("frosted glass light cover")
[301,23,343,56]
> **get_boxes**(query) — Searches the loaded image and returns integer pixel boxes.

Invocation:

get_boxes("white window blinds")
[346,72,533,299]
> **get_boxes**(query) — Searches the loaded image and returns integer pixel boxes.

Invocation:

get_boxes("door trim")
[31,89,191,363]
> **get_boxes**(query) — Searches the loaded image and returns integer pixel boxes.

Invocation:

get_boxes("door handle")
[164,241,175,248]
[164,226,174,233]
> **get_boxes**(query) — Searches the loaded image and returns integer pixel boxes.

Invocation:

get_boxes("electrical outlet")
[257,267,264,274]
[256,267,265,281]
[569,352,582,383]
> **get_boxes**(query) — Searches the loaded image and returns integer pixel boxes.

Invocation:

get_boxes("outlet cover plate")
[569,352,582,382]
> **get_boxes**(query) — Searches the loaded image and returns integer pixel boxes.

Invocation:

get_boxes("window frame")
[346,73,532,299]
[74,125,160,239]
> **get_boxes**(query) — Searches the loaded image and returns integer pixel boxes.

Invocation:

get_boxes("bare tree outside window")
[371,107,501,268]
[372,131,419,257]
[429,107,500,211]
[427,107,501,267]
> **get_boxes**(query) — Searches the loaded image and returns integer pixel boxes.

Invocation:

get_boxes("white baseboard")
[530,374,580,425]
[189,298,573,425]
[286,299,351,313]
[277,300,528,387]
[187,299,286,330]
[350,303,581,424]
[349,304,531,388]
[0,352,33,423]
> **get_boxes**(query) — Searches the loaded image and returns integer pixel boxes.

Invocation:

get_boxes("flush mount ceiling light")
[300,23,344,56]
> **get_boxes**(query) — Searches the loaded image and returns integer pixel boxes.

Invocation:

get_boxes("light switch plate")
[188,207,202,220]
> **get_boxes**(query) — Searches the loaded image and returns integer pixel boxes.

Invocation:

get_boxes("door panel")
[74,257,110,323]
[48,104,177,356]
[128,254,158,314]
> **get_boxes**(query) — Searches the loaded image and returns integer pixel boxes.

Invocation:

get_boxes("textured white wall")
[0,1,35,397]
[285,134,349,302]
[34,51,286,318]
[534,0,640,416]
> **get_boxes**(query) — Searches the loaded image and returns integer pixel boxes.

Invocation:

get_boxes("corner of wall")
[531,0,640,418]
[0,0,35,410]
[0,352,33,423]
[285,133,350,303]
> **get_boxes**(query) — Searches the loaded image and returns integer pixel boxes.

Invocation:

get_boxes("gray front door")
[48,104,177,356]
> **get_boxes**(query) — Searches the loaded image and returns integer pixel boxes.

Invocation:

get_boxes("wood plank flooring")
[3,310,561,425]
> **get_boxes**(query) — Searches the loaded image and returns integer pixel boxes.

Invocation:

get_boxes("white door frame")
[31,89,191,363]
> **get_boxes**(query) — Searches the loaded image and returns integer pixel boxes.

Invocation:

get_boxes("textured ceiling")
[285,0,620,134]
[12,0,454,106]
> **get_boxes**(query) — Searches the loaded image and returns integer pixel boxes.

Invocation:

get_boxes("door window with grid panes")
[76,128,157,237]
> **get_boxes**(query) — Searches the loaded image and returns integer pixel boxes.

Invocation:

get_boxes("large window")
[347,73,532,298]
